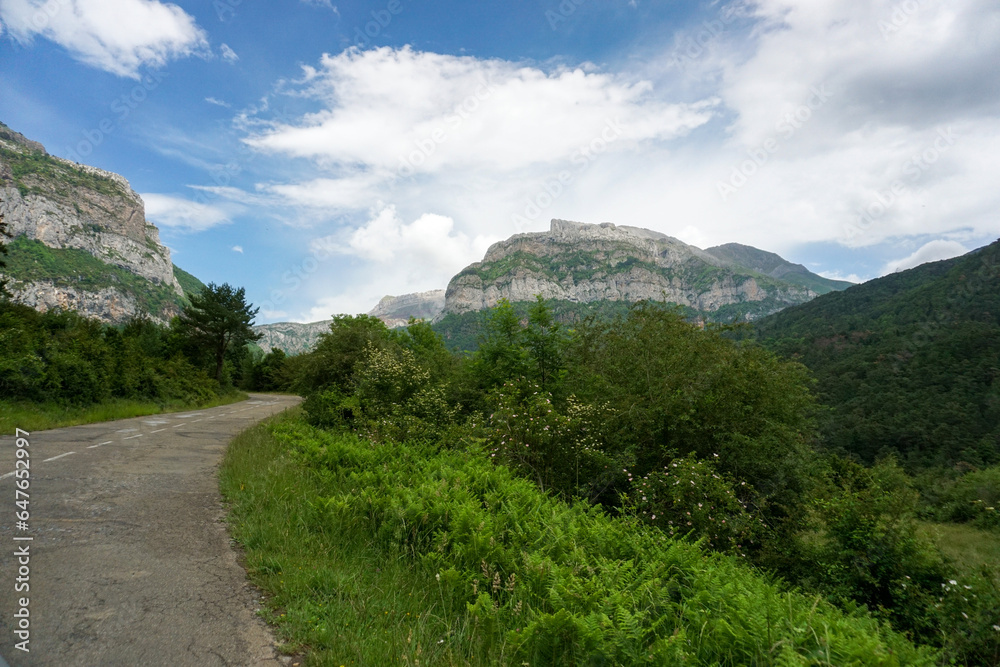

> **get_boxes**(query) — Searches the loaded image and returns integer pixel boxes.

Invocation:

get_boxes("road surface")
[0,394,301,666]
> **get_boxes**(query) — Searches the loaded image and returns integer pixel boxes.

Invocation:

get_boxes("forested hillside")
[750,240,1000,470]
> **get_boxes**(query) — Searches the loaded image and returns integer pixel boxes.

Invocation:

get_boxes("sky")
[1,0,999,323]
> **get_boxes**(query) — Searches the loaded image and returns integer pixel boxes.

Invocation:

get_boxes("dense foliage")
[750,239,1000,472]
[257,296,999,663]
[0,300,220,406]
[223,413,939,665]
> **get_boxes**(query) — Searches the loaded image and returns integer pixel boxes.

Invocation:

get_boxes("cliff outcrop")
[0,121,186,324]
[443,220,849,321]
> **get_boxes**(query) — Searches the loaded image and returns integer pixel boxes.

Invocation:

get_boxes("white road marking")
[150,428,167,433]
[43,452,76,463]
[87,441,113,449]
[123,434,143,440]
[116,428,139,433]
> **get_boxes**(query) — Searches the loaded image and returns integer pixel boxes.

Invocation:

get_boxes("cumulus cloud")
[290,205,496,320]
[142,193,233,231]
[246,46,714,185]
[232,245,244,253]
[205,96,231,108]
[236,5,1000,319]
[0,0,209,78]
[883,239,969,274]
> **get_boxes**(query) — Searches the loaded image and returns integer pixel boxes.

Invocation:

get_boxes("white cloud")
[220,43,238,63]
[142,193,233,231]
[247,46,714,177]
[292,205,496,320]
[236,7,1000,319]
[882,240,968,274]
[0,0,208,78]
[205,96,231,108]
[232,245,244,253]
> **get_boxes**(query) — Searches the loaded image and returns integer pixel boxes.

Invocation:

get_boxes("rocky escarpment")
[443,219,847,321]
[369,290,446,328]
[0,121,185,324]
[254,320,332,355]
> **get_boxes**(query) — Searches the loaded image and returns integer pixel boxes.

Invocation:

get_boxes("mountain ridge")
[443,219,850,321]
[0,120,197,324]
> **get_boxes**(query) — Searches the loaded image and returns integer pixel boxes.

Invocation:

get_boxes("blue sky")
[2,0,999,323]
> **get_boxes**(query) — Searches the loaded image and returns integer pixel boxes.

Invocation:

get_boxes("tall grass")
[0,392,247,433]
[221,412,937,666]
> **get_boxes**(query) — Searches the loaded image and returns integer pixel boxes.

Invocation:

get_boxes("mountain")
[750,239,1000,469]
[369,290,446,328]
[254,290,446,354]
[254,320,332,355]
[441,219,849,321]
[0,121,199,324]
[703,243,852,295]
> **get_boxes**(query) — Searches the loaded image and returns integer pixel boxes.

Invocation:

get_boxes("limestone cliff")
[0,121,187,324]
[443,219,849,321]
[369,290,446,328]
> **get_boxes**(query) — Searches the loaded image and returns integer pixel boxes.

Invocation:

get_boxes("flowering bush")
[624,455,762,556]
[485,380,614,497]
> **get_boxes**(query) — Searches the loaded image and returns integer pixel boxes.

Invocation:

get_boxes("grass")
[921,521,1000,581]
[220,409,482,666]
[0,391,247,433]
[221,413,937,666]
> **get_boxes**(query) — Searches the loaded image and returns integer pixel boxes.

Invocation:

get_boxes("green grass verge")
[0,391,247,433]
[221,414,936,666]
[921,522,1000,582]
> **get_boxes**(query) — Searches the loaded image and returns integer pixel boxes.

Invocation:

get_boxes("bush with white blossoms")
[624,454,763,556]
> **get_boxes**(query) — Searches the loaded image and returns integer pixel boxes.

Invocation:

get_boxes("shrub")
[624,455,763,556]
[484,380,615,498]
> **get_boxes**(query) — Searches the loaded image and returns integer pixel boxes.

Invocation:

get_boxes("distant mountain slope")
[0,120,195,324]
[703,243,852,295]
[254,320,332,355]
[751,240,1000,469]
[443,219,849,322]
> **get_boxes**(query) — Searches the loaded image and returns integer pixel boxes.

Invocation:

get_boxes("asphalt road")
[0,394,302,666]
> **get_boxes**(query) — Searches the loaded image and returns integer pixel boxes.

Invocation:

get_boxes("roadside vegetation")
[0,280,261,431]
[223,298,1000,665]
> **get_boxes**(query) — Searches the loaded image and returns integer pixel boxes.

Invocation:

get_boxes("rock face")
[443,219,849,321]
[0,121,184,324]
[369,289,446,328]
[254,320,332,355]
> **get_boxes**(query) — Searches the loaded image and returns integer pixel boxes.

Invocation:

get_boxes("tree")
[173,282,261,383]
